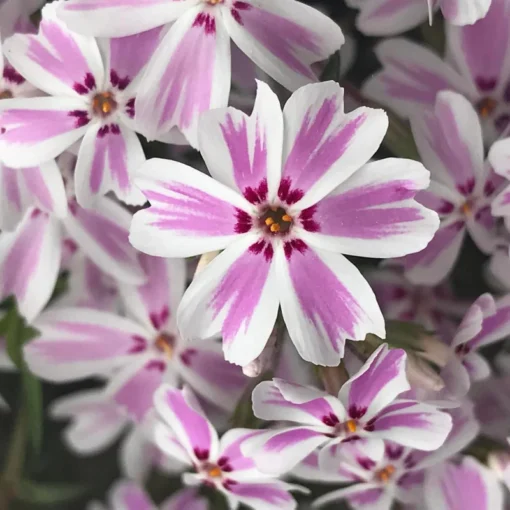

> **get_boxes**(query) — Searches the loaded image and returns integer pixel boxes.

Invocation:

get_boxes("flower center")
[205,0,223,3]
[477,97,498,118]
[345,419,357,433]
[260,206,293,235]
[155,333,175,359]
[92,92,117,118]
[0,90,13,100]
[461,200,472,216]
[375,465,396,483]
[208,465,222,478]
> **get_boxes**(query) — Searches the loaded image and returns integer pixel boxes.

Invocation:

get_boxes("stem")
[317,363,349,396]
[0,405,27,508]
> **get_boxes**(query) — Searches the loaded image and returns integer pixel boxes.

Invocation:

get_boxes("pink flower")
[130,81,439,367]
[294,404,479,510]
[24,253,246,420]
[392,91,503,285]
[0,3,180,207]
[154,385,303,510]
[440,294,510,398]
[87,481,206,510]
[241,344,452,476]
[57,0,344,147]
[364,0,510,144]
[348,0,491,37]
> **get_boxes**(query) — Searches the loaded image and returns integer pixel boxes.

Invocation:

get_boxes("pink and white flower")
[130,81,439,367]
[424,457,504,510]
[347,0,491,37]
[24,253,246,420]
[0,3,172,207]
[295,403,479,510]
[57,0,344,147]
[241,344,452,475]
[440,293,510,398]
[364,0,510,145]
[392,91,503,285]
[87,481,206,510]
[154,385,303,510]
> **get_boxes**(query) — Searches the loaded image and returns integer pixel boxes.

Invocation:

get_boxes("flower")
[0,155,144,322]
[87,481,206,510]
[364,0,510,145]
[293,403,479,510]
[24,252,246,420]
[130,80,439,367]
[347,0,491,37]
[154,385,303,510]
[241,344,452,475]
[56,0,344,147]
[440,293,510,398]
[391,91,503,285]
[0,3,179,207]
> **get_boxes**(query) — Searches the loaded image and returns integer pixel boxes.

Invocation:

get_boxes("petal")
[440,356,472,398]
[108,358,168,422]
[5,3,103,97]
[24,307,149,382]
[240,426,328,476]
[281,82,388,210]
[177,234,279,366]
[49,389,127,455]
[176,340,247,411]
[351,0,428,36]
[223,0,343,91]
[57,0,199,37]
[119,255,186,332]
[411,91,484,191]
[464,352,491,381]
[275,245,385,366]
[63,197,145,285]
[161,489,207,510]
[452,294,489,347]
[109,481,155,510]
[300,158,439,258]
[0,97,90,167]
[74,122,146,207]
[135,6,230,147]
[106,26,165,90]
[489,137,510,180]
[154,385,219,464]
[363,38,475,119]
[153,421,193,467]
[292,451,356,483]
[252,379,345,427]
[0,209,61,322]
[224,480,299,510]
[424,458,504,510]
[339,344,409,420]
[447,0,510,94]
[198,80,283,203]
[469,293,510,349]
[314,484,391,510]
[369,399,453,451]
[396,219,466,285]
[130,159,251,258]
[217,428,265,480]
[441,0,491,24]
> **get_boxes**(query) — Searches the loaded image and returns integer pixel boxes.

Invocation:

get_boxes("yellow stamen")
[477,97,497,118]
[155,335,173,358]
[345,419,357,433]
[270,223,281,233]
[208,466,222,478]
[376,465,396,483]
[265,217,275,226]
[0,90,13,100]
[461,202,472,215]
[282,214,292,223]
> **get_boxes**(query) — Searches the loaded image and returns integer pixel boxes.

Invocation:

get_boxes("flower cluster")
[0,0,509,509]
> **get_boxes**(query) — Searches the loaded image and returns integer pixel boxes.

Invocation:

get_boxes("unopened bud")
[406,353,445,392]
[242,326,278,378]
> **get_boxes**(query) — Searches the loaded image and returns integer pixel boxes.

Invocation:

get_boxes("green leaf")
[18,480,86,505]
[320,50,341,83]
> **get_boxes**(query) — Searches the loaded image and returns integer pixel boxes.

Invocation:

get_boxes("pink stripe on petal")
[146,183,242,236]
[111,482,154,510]
[2,165,22,212]
[226,482,294,506]
[283,100,366,196]
[211,244,273,345]
[26,19,95,92]
[22,167,54,211]
[263,427,325,453]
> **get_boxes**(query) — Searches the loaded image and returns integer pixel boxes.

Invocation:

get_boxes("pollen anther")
[208,466,222,478]
[265,217,275,226]
[345,419,357,433]
[270,223,281,233]
[376,465,396,483]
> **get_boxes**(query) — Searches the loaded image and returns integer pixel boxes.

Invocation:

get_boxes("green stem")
[0,405,27,508]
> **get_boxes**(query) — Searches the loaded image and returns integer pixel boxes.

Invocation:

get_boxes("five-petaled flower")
[240,344,452,475]
[129,80,439,367]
